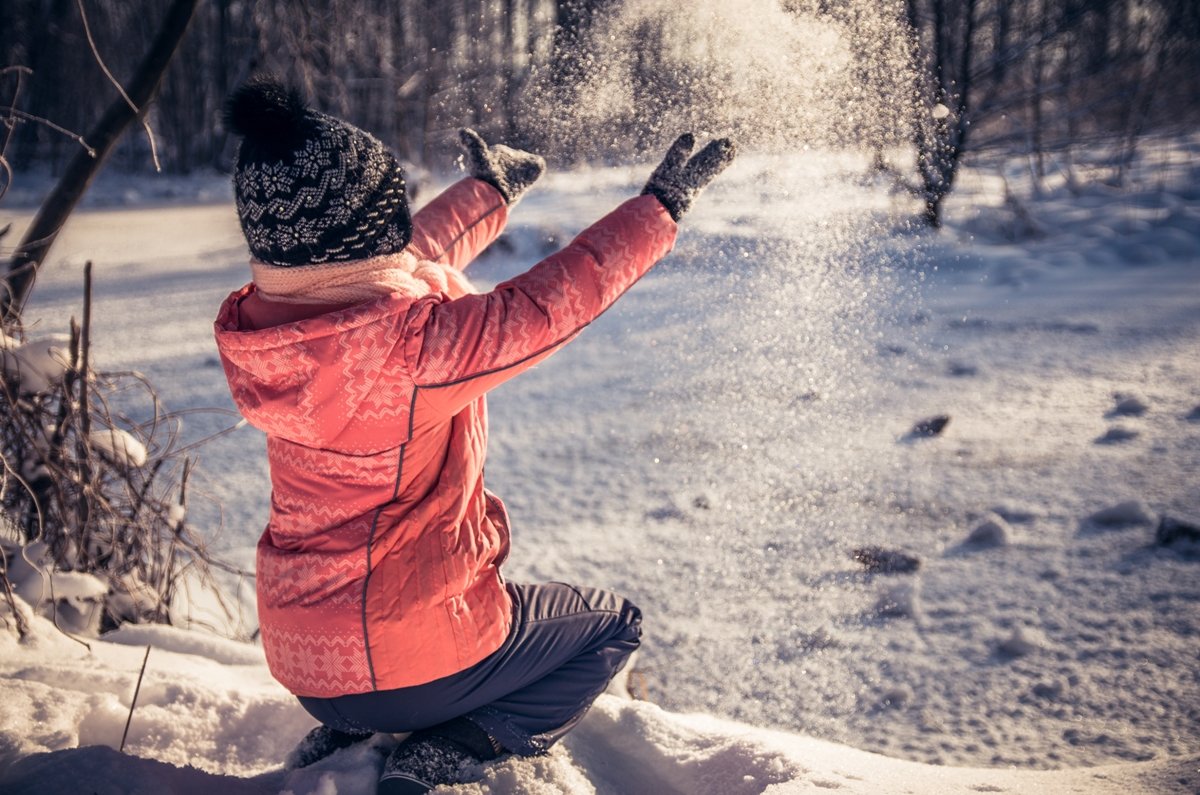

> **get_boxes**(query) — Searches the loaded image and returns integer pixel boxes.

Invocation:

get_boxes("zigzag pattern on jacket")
[334,311,411,425]
[257,539,366,607]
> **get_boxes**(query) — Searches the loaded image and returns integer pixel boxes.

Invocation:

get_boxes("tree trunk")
[911,0,978,227]
[2,0,200,326]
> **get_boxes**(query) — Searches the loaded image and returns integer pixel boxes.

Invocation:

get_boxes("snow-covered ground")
[0,612,1194,794]
[1,134,1198,793]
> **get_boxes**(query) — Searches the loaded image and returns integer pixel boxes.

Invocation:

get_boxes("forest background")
[3,0,1199,207]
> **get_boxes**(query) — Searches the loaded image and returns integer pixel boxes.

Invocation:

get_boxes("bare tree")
[3,0,1198,208]
[2,0,200,325]
[885,0,1200,222]
[905,0,979,227]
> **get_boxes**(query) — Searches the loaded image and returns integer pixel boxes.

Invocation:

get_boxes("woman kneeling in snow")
[214,76,734,794]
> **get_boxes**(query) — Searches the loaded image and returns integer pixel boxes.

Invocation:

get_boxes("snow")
[964,513,1013,547]
[88,427,149,469]
[2,131,1199,791]
[2,540,108,634]
[1,334,72,395]
[0,610,1196,795]
[1086,500,1156,528]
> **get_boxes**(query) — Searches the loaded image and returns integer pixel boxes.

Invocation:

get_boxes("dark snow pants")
[297,582,642,755]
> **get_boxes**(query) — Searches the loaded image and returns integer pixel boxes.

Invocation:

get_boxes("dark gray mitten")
[459,128,546,205]
[641,133,737,222]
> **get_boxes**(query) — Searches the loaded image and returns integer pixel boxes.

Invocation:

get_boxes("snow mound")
[2,696,1196,795]
[89,428,149,469]
[995,625,1048,659]
[2,620,1196,794]
[0,334,72,395]
[965,513,1013,547]
[102,624,265,666]
[872,580,922,620]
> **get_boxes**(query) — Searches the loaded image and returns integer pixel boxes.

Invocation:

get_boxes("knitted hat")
[225,76,412,267]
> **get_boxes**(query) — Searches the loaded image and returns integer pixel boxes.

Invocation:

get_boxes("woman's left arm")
[403,194,677,419]
[406,178,509,270]
[406,130,545,271]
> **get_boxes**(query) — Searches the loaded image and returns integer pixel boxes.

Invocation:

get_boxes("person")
[214,75,735,794]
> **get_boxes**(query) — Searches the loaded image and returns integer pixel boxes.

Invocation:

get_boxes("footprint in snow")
[1106,392,1149,418]
[1094,425,1139,444]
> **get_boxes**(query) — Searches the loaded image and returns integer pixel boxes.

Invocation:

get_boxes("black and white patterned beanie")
[225,76,412,267]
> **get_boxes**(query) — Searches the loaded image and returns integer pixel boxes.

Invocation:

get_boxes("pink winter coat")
[214,178,677,697]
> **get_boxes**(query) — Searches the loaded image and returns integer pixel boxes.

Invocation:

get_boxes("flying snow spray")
[505,0,932,754]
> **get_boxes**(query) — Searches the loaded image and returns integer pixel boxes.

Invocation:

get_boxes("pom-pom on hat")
[226,75,412,267]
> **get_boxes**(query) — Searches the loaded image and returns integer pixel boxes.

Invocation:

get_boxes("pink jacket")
[214,179,677,697]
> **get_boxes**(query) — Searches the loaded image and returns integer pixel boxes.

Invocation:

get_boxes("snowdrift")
[0,613,1194,795]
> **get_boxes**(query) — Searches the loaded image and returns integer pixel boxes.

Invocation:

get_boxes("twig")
[0,435,46,544]
[0,545,30,639]
[75,0,161,172]
[0,155,12,206]
[154,457,188,616]
[129,458,166,524]
[1,66,32,162]
[79,264,92,441]
[74,265,94,563]
[120,644,151,753]
[0,108,96,158]
[43,570,92,652]
[167,417,249,457]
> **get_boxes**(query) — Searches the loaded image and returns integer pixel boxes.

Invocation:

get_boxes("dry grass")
[0,263,249,640]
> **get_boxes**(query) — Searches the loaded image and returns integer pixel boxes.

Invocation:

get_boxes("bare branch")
[75,0,161,172]
[1,105,98,159]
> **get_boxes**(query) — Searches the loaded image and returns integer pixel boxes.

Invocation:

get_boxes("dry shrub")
[0,265,248,639]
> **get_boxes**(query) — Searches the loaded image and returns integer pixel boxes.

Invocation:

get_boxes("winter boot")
[286,724,374,769]
[377,717,502,794]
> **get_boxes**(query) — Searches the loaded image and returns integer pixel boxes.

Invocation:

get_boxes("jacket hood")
[214,285,423,453]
